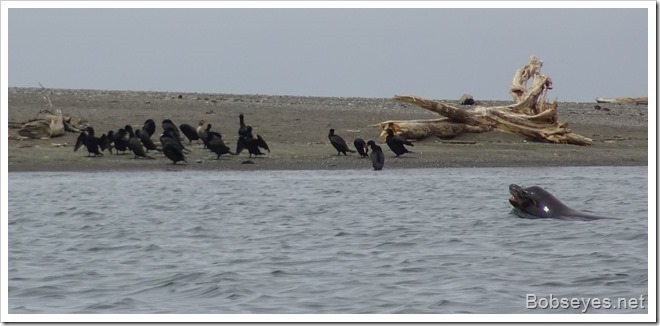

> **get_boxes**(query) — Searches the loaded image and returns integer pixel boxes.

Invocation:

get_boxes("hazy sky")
[6,3,651,101]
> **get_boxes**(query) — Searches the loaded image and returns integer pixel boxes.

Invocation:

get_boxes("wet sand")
[7,87,649,172]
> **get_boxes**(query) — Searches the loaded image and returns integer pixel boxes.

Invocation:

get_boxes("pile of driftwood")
[10,87,85,139]
[373,56,593,146]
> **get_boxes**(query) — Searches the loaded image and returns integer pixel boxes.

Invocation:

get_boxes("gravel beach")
[7,87,649,172]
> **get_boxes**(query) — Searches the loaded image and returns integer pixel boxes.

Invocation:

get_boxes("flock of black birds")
[327,127,414,171]
[74,113,414,170]
[74,114,270,165]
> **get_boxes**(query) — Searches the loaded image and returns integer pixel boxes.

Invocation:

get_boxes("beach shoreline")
[7,87,649,172]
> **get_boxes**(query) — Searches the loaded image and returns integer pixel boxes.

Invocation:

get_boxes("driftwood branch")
[596,96,648,105]
[14,84,86,139]
[375,56,592,146]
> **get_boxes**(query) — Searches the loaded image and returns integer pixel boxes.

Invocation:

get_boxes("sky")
[5,2,653,102]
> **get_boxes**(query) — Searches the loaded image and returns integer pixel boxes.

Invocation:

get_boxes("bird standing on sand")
[125,125,154,159]
[179,123,200,144]
[160,132,187,165]
[367,140,385,170]
[196,120,207,145]
[385,129,414,157]
[162,119,182,140]
[112,128,130,155]
[237,125,270,158]
[353,138,368,158]
[142,119,156,138]
[74,126,107,157]
[238,113,248,137]
[328,129,355,156]
[206,132,234,159]
[135,129,158,153]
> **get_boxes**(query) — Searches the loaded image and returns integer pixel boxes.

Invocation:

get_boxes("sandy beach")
[7,87,649,172]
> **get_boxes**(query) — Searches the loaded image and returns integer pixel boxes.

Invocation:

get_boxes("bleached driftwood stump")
[374,56,593,146]
[14,86,84,139]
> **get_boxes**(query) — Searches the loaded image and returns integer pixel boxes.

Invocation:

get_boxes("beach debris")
[15,84,86,139]
[596,96,647,105]
[374,56,594,146]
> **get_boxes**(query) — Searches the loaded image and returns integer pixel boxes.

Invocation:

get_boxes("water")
[7,166,648,314]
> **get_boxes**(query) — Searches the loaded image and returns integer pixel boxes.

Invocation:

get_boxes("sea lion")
[508,184,613,221]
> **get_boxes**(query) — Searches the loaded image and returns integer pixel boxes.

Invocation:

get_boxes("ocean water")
[7,166,649,315]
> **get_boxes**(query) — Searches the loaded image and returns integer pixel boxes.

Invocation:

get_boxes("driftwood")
[596,97,648,105]
[374,56,593,146]
[13,85,85,139]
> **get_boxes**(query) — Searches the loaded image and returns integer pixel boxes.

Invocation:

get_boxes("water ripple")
[8,166,648,313]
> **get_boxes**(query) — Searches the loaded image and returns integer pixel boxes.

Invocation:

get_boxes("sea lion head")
[508,184,537,210]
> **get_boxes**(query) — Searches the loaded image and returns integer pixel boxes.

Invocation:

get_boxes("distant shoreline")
[7,87,649,172]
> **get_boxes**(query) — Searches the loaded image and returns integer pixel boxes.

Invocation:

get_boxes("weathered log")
[17,110,67,139]
[13,84,86,139]
[375,56,592,146]
[596,97,648,105]
[371,118,491,139]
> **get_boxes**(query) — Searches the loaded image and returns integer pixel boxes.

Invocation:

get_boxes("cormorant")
[196,120,207,146]
[385,129,414,157]
[206,132,234,159]
[74,126,107,157]
[201,124,222,149]
[238,113,248,137]
[367,140,385,170]
[179,123,200,144]
[112,128,130,155]
[106,130,116,154]
[142,119,156,138]
[353,138,368,158]
[125,125,153,159]
[236,126,269,158]
[160,122,186,152]
[162,119,181,140]
[328,129,355,156]
[160,132,187,165]
[135,128,159,153]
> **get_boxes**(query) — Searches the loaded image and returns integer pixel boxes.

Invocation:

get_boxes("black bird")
[201,124,222,149]
[179,123,200,144]
[162,119,181,140]
[160,121,186,152]
[206,132,234,159]
[238,113,248,137]
[112,128,130,155]
[142,119,156,138]
[367,140,385,171]
[135,128,159,153]
[353,138,368,158]
[160,132,187,165]
[328,129,355,156]
[74,126,107,157]
[385,129,414,157]
[236,126,269,158]
[105,130,116,154]
[125,125,154,159]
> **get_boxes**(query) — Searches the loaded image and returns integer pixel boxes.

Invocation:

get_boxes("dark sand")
[7,88,649,172]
